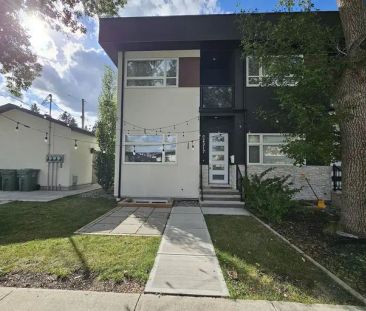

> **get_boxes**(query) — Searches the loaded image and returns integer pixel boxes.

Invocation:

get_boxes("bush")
[95,151,114,192]
[243,168,300,223]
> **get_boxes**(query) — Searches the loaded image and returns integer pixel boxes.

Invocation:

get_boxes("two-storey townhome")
[99,12,338,205]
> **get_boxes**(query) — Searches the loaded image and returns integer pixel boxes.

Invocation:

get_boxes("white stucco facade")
[115,50,200,199]
[0,108,97,189]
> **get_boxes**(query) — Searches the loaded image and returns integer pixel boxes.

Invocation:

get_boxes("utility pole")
[47,94,52,190]
[48,94,52,154]
[81,98,85,129]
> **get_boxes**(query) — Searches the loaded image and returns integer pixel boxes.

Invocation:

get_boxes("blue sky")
[0,0,338,128]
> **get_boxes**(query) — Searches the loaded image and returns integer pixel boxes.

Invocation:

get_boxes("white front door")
[209,133,229,184]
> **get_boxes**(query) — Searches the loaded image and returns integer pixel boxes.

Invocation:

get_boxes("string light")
[1,114,203,150]
[133,145,136,156]
[102,150,106,154]
[15,122,19,132]
[162,144,165,152]
[191,141,195,151]
[123,115,199,132]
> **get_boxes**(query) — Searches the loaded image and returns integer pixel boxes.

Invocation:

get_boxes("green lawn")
[0,196,160,283]
[205,215,362,306]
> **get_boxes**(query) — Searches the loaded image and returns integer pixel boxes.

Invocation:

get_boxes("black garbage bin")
[1,169,18,191]
[18,169,40,191]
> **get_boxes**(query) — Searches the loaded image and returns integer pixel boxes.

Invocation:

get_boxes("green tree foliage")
[0,0,126,96]
[30,103,40,113]
[238,1,344,165]
[59,111,78,127]
[95,66,117,192]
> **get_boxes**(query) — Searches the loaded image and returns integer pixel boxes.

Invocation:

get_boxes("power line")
[0,92,31,107]
[0,91,86,126]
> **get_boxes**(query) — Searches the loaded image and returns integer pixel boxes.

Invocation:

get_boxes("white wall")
[116,50,200,198]
[0,109,97,189]
[69,131,96,186]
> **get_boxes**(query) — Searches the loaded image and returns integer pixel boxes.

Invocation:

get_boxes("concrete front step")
[202,194,241,201]
[200,200,245,208]
[204,184,232,188]
[202,189,239,195]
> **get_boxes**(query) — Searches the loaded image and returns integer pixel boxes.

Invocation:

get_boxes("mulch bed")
[0,270,144,293]
[265,206,366,296]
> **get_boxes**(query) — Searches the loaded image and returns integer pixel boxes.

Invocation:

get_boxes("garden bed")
[268,206,366,297]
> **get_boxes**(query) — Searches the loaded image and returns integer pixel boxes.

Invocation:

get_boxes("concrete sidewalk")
[145,204,229,297]
[0,184,101,202]
[0,287,364,311]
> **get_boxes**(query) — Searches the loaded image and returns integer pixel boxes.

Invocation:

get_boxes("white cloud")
[120,0,222,16]
[1,0,223,127]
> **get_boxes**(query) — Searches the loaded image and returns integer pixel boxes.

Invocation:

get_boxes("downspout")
[243,57,248,177]
[117,51,125,199]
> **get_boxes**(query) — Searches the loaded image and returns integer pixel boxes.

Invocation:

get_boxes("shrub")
[243,168,300,223]
[95,151,114,192]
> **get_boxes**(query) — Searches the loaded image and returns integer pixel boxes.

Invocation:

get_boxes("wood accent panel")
[179,57,200,87]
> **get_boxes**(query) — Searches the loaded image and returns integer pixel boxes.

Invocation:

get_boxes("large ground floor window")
[247,133,293,165]
[124,134,177,164]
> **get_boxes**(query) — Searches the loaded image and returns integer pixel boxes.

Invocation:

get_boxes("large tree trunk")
[337,0,366,237]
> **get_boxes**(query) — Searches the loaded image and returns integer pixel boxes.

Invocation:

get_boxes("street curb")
[250,213,366,306]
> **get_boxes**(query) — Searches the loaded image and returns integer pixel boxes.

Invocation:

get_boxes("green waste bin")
[18,169,40,191]
[1,169,18,191]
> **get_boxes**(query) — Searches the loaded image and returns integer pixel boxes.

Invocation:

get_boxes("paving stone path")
[76,207,170,236]
[145,204,229,297]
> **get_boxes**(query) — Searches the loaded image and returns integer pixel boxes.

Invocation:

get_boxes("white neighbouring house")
[0,104,97,190]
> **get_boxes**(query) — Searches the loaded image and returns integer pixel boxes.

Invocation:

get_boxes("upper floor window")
[126,58,178,87]
[247,133,294,165]
[246,56,264,87]
[246,56,301,87]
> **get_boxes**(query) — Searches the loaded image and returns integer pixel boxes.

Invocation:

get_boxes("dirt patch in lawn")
[268,206,366,297]
[0,270,144,293]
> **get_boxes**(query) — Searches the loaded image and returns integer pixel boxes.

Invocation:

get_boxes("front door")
[209,133,229,184]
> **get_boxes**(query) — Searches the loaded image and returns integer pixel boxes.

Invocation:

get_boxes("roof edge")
[0,104,95,137]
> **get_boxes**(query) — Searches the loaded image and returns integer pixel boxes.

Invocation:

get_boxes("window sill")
[247,163,295,166]
[123,162,178,166]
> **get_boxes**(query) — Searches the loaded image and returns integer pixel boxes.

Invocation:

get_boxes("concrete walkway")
[0,184,101,202]
[76,207,170,236]
[0,287,364,311]
[145,204,229,297]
